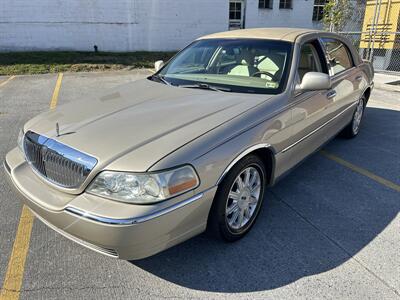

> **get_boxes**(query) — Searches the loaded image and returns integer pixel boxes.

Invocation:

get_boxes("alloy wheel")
[225,166,262,230]
[352,98,365,135]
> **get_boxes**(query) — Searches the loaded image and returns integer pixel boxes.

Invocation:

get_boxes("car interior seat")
[228,49,259,77]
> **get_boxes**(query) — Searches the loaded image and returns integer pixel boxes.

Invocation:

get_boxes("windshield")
[157,39,292,94]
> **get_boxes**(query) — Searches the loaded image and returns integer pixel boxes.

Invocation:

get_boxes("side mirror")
[297,72,331,92]
[154,60,165,72]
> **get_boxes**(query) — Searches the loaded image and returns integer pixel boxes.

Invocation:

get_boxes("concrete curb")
[374,83,400,93]
[374,72,400,93]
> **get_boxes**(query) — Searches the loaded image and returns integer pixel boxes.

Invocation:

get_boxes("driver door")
[284,39,333,167]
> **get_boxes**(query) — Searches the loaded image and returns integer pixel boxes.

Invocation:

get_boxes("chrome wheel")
[352,98,364,135]
[225,166,262,230]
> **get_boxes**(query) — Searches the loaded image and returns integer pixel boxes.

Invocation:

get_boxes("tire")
[341,95,366,138]
[207,154,267,242]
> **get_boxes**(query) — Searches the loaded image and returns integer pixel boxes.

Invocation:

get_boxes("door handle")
[326,90,337,99]
[355,75,363,81]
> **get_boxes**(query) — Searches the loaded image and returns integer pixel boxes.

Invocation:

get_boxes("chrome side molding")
[281,102,357,153]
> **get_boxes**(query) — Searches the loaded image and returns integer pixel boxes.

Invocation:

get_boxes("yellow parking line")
[49,73,63,109]
[0,76,16,88]
[321,150,400,193]
[0,207,34,300]
[0,73,64,300]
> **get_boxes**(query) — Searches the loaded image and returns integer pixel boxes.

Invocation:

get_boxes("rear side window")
[322,38,353,75]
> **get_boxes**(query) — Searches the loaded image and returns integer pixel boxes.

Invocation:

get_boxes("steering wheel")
[251,71,276,81]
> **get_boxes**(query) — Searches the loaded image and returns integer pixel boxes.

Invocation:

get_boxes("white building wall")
[245,0,315,29]
[0,0,229,52]
[0,0,320,52]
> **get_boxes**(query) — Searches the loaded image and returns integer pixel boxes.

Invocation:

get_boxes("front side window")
[298,43,323,81]
[322,38,353,75]
[279,0,292,9]
[158,39,292,94]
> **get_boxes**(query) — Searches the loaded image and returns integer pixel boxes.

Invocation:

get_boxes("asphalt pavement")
[0,71,399,299]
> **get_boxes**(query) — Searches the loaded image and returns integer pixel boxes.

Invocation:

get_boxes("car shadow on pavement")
[132,107,400,293]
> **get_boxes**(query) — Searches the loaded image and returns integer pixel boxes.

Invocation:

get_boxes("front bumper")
[4,148,217,260]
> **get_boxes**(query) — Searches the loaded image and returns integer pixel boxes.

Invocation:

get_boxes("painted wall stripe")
[0,73,64,300]
[321,150,400,193]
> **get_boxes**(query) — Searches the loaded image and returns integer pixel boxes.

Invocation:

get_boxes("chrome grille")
[23,131,97,188]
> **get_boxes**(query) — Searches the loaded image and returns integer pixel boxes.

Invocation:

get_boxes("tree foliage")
[323,0,354,32]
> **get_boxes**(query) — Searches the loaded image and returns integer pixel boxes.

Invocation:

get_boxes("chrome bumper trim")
[65,192,204,225]
[29,207,119,258]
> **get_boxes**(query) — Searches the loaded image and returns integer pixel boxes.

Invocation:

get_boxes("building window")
[229,1,242,20]
[312,0,327,21]
[279,0,292,9]
[259,0,273,9]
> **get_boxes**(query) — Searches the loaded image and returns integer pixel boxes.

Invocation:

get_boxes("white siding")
[0,0,320,52]
[245,0,315,29]
[0,0,229,51]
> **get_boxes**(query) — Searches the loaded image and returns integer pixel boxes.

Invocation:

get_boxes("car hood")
[25,79,271,172]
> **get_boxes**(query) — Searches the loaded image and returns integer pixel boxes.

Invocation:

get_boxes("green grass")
[0,51,176,75]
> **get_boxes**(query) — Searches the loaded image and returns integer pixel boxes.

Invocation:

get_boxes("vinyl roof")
[198,28,321,42]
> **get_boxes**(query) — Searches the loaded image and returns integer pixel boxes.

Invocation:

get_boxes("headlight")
[87,165,200,204]
[17,129,25,153]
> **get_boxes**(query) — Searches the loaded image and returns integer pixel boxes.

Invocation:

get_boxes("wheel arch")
[363,86,372,103]
[216,144,276,187]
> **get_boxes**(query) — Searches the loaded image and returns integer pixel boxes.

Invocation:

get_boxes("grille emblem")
[56,122,60,137]
[55,122,75,137]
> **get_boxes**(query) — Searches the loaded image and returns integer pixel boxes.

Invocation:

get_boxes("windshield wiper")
[150,74,171,86]
[178,83,231,92]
